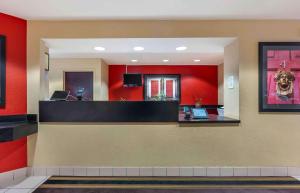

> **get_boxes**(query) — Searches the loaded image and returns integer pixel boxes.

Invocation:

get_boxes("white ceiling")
[44,38,235,65]
[1,0,300,20]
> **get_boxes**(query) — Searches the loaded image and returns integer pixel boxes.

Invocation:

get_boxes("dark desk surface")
[178,113,240,123]
[39,101,240,124]
[0,114,38,142]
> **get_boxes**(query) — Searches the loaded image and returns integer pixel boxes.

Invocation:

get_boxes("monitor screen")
[50,91,70,101]
[123,74,142,87]
[192,108,208,119]
[217,107,224,116]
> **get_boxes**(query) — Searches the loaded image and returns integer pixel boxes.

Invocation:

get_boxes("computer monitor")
[50,91,70,101]
[192,108,208,119]
[217,107,224,116]
[183,106,190,113]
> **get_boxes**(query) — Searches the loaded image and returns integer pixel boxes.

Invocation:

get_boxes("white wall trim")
[27,166,300,177]
[0,167,28,188]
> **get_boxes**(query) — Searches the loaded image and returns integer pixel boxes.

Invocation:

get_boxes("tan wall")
[39,42,49,100]
[49,58,107,100]
[100,59,109,101]
[224,40,239,118]
[27,20,300,167]
[218,63,224,106]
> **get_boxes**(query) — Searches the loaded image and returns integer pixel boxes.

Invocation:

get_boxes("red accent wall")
[0,13,27,173]
[109,65,218,105]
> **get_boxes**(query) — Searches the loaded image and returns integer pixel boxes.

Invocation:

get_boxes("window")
[144,74,180,101]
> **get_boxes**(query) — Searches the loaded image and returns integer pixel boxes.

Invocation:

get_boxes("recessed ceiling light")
[94,46,106,51]
[193,59,201,62]
[131,59,138,63]
[176,46,187,51]
[163,59,169,62]
[133,46,144,51]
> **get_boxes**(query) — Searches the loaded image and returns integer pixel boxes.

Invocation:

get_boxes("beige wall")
[100,59,109,101]
[39,42,49,100]
[218,63,224,106]
[27,20,300,167]
[224,40,239,118]
[48,58,107,100]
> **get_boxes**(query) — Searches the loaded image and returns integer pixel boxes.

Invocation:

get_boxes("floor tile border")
[0,167,28,188]
[27,166,299,177]
[1,167,300,189]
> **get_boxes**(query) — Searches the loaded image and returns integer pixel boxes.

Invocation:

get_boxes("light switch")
[227,76,234,89]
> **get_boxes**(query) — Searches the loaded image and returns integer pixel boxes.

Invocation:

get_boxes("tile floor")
[3,175,300,193]
[0,176,48,193]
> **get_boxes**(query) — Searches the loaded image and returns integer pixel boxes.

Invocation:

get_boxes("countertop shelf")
[0,114,38,142]
[178,113,240,124]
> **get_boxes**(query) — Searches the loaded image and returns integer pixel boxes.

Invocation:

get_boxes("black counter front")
[0,114,38,142]
[39,101,179,122]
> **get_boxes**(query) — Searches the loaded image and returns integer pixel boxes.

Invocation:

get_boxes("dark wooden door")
[64,72,93,101]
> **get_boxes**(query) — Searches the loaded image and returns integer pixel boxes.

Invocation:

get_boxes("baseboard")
[0,167,28,188]
[1,166,299,187]
[27,166,300,177]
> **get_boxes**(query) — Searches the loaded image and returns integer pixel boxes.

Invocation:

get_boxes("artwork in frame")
[259,42,300,112]
[143,74,181,102]
[0,35,6,107]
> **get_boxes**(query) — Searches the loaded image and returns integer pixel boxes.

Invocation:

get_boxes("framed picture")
[259,42,300,112]
[0,35,6,107]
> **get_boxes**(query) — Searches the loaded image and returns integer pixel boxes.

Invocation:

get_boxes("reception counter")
[39,101,240,124]
[39,101,179,122]
[178,112,240,124]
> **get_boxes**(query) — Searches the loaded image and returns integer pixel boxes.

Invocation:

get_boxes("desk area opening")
[39,38,240,124]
